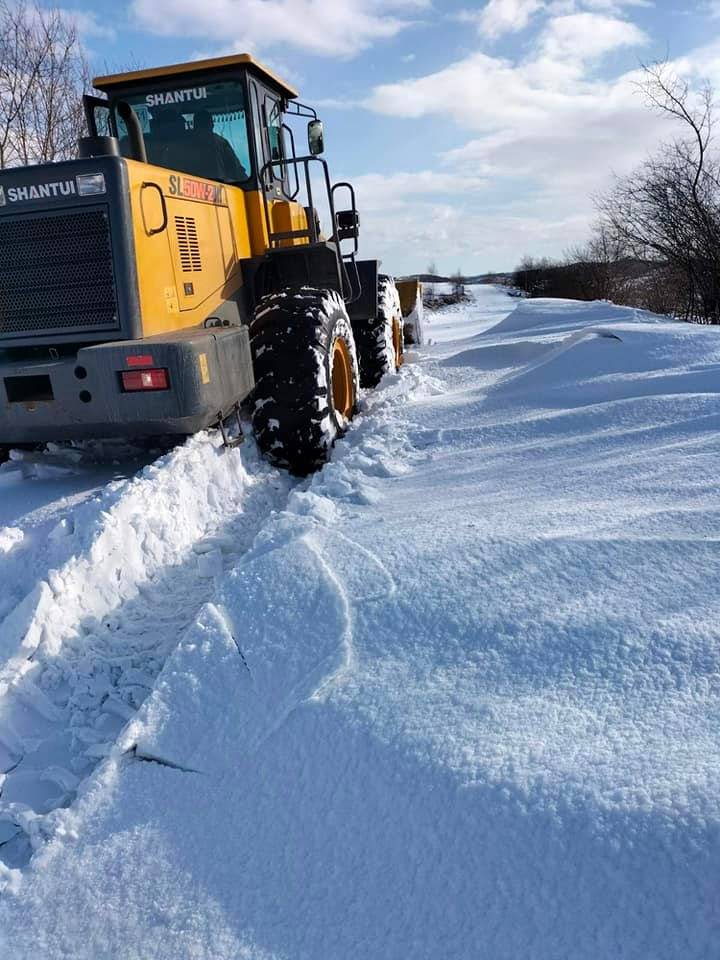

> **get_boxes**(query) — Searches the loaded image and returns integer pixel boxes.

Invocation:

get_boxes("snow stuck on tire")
[352,275,403,388]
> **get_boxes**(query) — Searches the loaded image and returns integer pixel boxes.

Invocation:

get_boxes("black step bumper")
[0,325,254,443]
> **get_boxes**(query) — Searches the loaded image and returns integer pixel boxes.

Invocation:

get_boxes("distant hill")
[400,272,513,285]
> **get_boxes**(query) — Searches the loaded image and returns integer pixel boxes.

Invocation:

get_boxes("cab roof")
[93,54,299,100]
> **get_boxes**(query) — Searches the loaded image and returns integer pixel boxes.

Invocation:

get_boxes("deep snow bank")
[2,288,720,959]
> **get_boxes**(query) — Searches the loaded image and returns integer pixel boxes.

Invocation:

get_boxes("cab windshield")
[114,80,252,184]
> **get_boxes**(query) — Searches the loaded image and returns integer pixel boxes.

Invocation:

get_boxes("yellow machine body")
[125,167,308,339]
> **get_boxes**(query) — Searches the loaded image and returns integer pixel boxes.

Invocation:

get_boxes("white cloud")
[17,4,116,42]
[460,0,544,39]
[364,15,653,164]
[538,12,647,62]
[130,0,428,59]
[353,169,488,211]
[349,169,584,273]
[350,17,720,273]
[60,8,116,40]
[349,183,596,275]
[457,0,652,41]
[548,0,653,12]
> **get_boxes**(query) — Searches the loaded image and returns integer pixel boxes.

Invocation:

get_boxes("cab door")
[249,79,308,247]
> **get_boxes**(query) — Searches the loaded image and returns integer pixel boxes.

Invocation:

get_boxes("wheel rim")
[392,318,403,369]
[331,337,355,419]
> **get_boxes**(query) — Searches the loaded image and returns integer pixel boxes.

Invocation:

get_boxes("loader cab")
[88,54,304,195]
[86,55,360,307]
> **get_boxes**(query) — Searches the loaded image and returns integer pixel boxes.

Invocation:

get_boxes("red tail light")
[121,368,170,392]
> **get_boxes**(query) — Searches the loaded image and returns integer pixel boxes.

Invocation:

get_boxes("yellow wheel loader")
[0,55,419,475]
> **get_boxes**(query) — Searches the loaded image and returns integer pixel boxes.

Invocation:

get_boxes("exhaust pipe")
[78,135,120,158]
[116,101,147,164]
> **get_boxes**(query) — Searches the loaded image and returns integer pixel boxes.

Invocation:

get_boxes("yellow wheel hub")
[392,318,404,369]
[331,337,355,419]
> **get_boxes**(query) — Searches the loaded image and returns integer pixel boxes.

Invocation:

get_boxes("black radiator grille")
[0,208,119,338]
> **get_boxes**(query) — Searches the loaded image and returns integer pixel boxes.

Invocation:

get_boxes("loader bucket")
[396,279,424,346]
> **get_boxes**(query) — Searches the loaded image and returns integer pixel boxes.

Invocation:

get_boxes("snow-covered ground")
[1,285,719,958]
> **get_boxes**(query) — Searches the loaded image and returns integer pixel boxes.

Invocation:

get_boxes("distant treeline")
[410,273,507,285]
[513,62,720,325]
[510,251,678,317]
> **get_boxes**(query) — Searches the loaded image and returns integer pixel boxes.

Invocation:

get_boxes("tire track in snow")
[0,433,294,871]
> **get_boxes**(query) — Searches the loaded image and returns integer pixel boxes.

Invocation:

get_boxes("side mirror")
[308,119,324,156]
[335,209,359,241]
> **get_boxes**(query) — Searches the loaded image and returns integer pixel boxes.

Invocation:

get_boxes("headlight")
[75,173,106,196]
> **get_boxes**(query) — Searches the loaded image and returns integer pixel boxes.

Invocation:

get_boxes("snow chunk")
[0,527,23,554]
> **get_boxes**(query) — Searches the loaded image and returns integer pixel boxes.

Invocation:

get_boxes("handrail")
[259,154,362,304]
[331,181,359,256]
[260,154,336,249]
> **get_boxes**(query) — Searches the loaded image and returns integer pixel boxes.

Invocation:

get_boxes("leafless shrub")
[450,269,466,300]
[511,256,562,297]
[598,61,720,323]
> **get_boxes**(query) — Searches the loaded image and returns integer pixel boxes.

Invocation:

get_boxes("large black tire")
[0,447,8,465]
[250,286,359,476]
[352,275,404,389]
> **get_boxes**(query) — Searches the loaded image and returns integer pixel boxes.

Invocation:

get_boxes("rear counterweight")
[0,326,254,443]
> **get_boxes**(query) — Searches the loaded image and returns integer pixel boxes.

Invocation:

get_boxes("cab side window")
[249,81,289,194]
[265,97,283,162]
[249,80,266,178]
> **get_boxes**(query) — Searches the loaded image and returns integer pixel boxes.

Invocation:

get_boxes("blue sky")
[70,1,719,274]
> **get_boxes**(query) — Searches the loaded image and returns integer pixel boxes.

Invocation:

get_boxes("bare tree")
[512,256,560,296]
[512,255,535,295]
[424,260,437,301]
[0,1,90,168]
[598,61,720,323]
[450,269,466,301]
[564,222,632,302]
[513,255,539,295]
